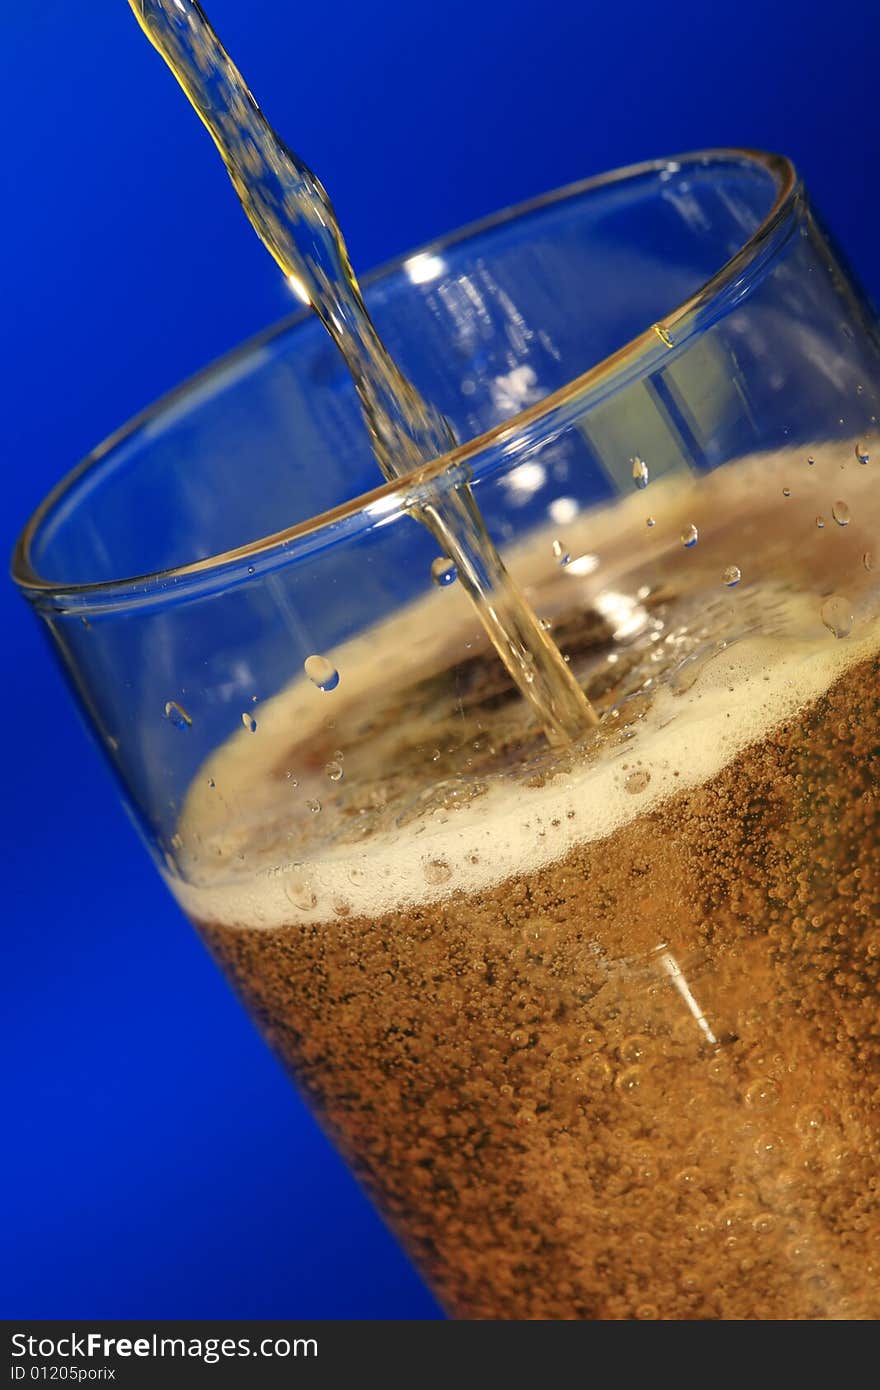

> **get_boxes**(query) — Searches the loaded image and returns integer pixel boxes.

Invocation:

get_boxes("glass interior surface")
[13,151,880,1321]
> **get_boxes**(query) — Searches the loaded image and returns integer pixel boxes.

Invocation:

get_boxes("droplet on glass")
[423,858,452,885]
[431,556,458,587]
[241,712,257,732]
[807,456,815,466]
[782,487,791,498]
[164,700,192,730]
[552,539,571,567]
[631,456,649,489]
[855,440,870,464]
[646,516,656,528]
[304,654,340,691]
[820,595,853,638]
[723,565,742,587]
[306,797,322,814]
[816,516,826,529]
[681,524,699,549]
[208,778,215,789]
[831,500,851,526]
[325,760,344,782]
[864,551,875,572]
[284,869,317,912]
[624,768,651,794]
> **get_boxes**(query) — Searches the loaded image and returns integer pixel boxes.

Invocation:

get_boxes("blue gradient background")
[4,0,879,1319]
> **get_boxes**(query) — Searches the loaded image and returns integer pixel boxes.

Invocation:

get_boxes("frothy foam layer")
[171,444,880,927]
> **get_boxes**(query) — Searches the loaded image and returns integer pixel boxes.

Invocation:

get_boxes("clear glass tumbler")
[13,150,880,1320]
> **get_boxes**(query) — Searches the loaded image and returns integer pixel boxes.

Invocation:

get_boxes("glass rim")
[12,147,799,610]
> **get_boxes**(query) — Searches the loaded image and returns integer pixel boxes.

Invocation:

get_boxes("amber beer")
[172,448,880,1319]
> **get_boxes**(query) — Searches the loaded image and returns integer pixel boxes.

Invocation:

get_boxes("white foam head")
[171,444,880,927]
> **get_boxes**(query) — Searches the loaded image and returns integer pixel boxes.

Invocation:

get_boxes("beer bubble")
[580,1055,613,1087]
[509,1029,529,1049]
[752,1212,776,1235]
[164,700,192,730]
[624,768,651,794]
[718,1202,753,1233]
[614,1065,643,1096]
[431,556,458,587]
[744,1077,781,1108]
[631,456,649,489]
[723,565,742,587]
[283,869,317,911]
[620,1034,649,1064]
[241,712,257,732]
[304,654,340,691]
[675,1167,702,1190]
[820,595,853,638]
[681,524,699,548]
[423,858,452,885]
[832,500,851,526]
[306,798,322,814]
[347,865,367,887]
[795,1105,826,1138]
[325,760,344,781]
[635,1303,658,1320]
[856,440,870,463]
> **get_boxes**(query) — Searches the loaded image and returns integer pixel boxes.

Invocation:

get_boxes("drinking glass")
[13,150,880,1320]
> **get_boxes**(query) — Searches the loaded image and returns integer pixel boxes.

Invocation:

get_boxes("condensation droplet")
[723,565,742,587]
[284,869,317,912]
[431,556,458,587]
[208,778,215,789]
[164,700,192,730]
[646,516,656,528]
[782,487,791,498]
[816,515,825,529]
[807,455,815,466]
[624,768,651,794]
[631,456,649,489]
[820,594,853,638]
[325,760,344,782]
[306,797,322,814]
[654,323,673,348]
[304,654,340,691]
[863,550,875,572]
[831,499,851,526]
[423,858,452,885]
[681,524,699,549]
[855,440,870,464]
[80,615,91,629]
[552,539,571,567]
[241,712,257,732]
